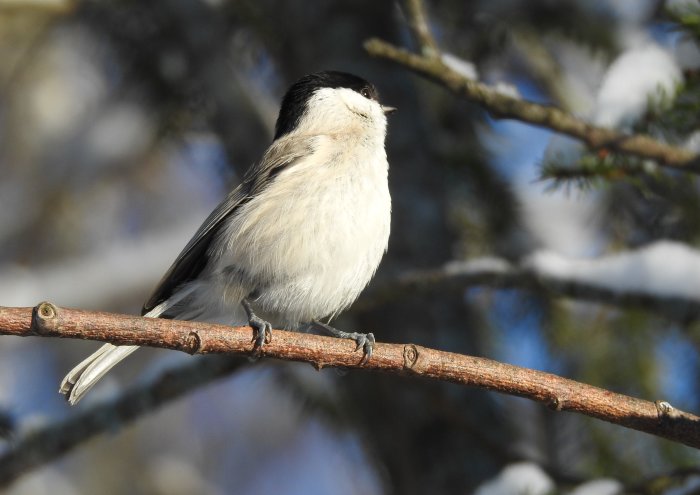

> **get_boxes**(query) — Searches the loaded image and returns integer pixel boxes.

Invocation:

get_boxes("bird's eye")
[360,87,371,99]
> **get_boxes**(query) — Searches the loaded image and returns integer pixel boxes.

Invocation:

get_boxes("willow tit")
[60,71,395,404]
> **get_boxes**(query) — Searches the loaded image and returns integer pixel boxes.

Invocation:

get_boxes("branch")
[509,28,588,113]
[402,0,439,57]
[356,257,700,321]
[0,356,244,487]
[1,302,700,451]
[364,30,699,172]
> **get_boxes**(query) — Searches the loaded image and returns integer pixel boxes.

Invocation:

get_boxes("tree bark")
[2,302,699,450]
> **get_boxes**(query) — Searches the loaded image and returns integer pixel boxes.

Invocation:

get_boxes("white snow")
[441,52,479,80]
[525,240,700,299]
[492,81,521,99]
[474,464,626,495]
[474,462,554,495]
[593,43,682,129]
[568,479,622,495]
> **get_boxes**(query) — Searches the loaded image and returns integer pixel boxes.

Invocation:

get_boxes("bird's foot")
[242,298,272,354]
[312,320,375,364]
[249,314,272,352]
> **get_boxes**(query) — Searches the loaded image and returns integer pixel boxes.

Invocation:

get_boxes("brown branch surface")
[363,38,699,172]
[1,302,700,450]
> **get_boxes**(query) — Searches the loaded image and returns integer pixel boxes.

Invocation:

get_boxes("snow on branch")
[1,302,699,456]
[361,242,700,321]
[364,0,699,172]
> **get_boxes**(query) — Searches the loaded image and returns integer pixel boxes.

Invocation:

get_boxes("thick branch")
[1,302,699,450]
[363,38,699,172]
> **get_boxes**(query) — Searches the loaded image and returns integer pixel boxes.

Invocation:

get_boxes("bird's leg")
[312,320,375,364]
[241,297,272,352]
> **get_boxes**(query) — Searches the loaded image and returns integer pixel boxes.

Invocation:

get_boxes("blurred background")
[2,0,700,493]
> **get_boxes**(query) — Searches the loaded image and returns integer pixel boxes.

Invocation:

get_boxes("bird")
[60,70,395,404]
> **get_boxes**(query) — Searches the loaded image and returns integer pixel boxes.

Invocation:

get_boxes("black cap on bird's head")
[273,71,394,140]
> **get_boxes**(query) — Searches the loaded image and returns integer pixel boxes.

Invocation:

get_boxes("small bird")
[60,71,395,404]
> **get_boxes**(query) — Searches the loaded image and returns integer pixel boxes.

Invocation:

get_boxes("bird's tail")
[59,307,163,405]
[59,344,140,405]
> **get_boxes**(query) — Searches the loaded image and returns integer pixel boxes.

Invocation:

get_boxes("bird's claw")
[242,297,272,355]
[345,332,376,364]
[351,332,375,364]
[311,321,375,364]
[249,315,272,354]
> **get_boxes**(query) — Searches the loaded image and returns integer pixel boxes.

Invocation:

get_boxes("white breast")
[211,134,391,327]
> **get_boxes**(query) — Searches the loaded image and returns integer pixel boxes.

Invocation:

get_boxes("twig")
[509,28,587,113]
[1,302,700,450]
[0,356,244,487]
[363,38,699,172]
[402,0,440,57]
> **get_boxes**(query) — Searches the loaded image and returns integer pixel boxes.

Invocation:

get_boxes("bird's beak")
[382,105,397,115]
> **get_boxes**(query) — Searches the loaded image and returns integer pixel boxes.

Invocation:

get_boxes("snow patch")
[525,241,700,299]
[474,462,554,495]
[594,44,681,129]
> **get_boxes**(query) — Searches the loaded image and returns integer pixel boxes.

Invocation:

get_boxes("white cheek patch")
[338,88,373,117]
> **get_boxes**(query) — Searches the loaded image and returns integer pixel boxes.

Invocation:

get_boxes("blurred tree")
[1,0,700,494]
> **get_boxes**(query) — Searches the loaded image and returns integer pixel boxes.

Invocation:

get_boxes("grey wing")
[141,135,318,316]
